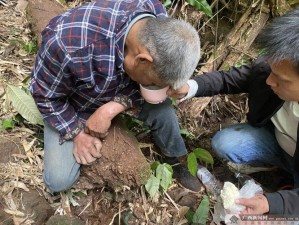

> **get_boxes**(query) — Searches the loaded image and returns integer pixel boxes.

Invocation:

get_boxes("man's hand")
[236,194,270,215]
[85,101,126,138]
[167,83,189,99]
[73,130,102,164]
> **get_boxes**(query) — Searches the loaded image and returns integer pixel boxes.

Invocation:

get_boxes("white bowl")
[140,84,169,104]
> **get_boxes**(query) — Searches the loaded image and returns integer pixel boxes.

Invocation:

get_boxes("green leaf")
[184,209,195,223]
[163,0,172,8]
[73,190,87,197]
[192,195,210,224]
[156,164,173,190]
[185,0,212,17]
[180,128,195,140]
[67,191,80,207]
[193,148,214,164]
[6,84,44,125]
[187,152,197,176]
[2,118,14,129]
[151,161,160,171]
[145,174,160,198]
[123,211,134,225]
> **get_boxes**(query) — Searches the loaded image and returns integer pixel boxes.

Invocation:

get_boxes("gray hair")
[138,17,201,89]
[256,7,299,72]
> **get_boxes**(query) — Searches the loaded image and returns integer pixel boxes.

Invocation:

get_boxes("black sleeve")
[193,60,256,97]
[265,188,299,215]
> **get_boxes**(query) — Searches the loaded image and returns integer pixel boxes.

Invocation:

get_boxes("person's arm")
[30,37,85,143]
[112,78,144,109]
[236,188,299,215]
[193,63,252,97]
[265,188,299,214]
[169,58,264,101]
[84,101,127,138]
[168,63,252,101]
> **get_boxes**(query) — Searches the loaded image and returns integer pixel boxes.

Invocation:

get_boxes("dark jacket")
[193,56,299,215]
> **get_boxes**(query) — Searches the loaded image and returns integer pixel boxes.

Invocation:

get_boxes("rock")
[46,215,84,225]
[26,0,65,46]
[0,128,53,224]
[0,210,13,225]
[21,188,54,224]
[0,136,25,163]
[0,188,54,224]
[75,119,151,190]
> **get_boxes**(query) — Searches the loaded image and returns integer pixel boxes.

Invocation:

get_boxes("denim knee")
[138,99,187,157]
[211,130,232,160]
[139,99,176,123]
[211,123,285,166]
[43,166,80,192]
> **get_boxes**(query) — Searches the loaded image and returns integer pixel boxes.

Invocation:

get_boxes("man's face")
[266,60,299,102]
[123,53,167,87]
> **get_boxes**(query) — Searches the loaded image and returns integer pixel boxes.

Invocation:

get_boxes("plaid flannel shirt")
[30,0,167,143]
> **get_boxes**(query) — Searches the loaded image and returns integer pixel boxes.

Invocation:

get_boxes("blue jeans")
[43,99,186,192]
[43,124,80,192]
[211,123,299,186]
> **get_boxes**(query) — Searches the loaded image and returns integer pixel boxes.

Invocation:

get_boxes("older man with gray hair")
[30,0,201,192]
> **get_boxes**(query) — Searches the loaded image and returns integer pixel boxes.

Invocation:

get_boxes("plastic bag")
[212,179,263,224]
[225,179,263,213]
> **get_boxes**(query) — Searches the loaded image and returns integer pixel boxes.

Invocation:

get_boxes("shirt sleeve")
[30,36,84,144]
[265,188,299,215]
[113,79,144,108]
[193,63,252,97]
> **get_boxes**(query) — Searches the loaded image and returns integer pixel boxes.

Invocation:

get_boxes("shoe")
[227,161,277,174]
[162,157,202,192]
[172,163,202,192]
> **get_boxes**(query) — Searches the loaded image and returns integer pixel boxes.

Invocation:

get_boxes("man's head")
[256,7,299,101]
[124,17,200,90]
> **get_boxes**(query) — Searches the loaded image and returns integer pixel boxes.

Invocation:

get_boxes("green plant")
[67,190,87,206]
[163,0,212,17]
[187,147,214,176]
[1,118,14,129]
[145,161,173,198]
[121,114,150,135]
[186,0,212,17]
[180,128,195,140]
[162,0,172,8]
[185,195,210,224]
[6,84,44,125]
[235,57,251,68]
[9,38,38,54]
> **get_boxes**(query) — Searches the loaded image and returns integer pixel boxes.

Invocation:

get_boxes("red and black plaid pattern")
[30,0,167,143]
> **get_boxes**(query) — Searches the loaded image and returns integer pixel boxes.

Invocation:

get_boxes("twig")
[0,0,8,7]
[78,200,92,216]
[170,0,180,17]
[108,207,128,225]
[118,202,121,225]
[198,0,231,32]
[140,186,149,224]
[229,45,255,58]
[163,190,179,210]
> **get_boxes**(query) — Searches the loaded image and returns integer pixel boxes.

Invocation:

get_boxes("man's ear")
[134,53,153,66]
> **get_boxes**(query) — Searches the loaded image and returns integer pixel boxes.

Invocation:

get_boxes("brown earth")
[76,119,151,190]
[27,0,65,46]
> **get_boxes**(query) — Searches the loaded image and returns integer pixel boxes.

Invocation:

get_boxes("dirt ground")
[0,0,296,224]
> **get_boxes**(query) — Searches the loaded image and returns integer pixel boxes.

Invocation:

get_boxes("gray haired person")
[30,0,201,192]
[169,7,299,215]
